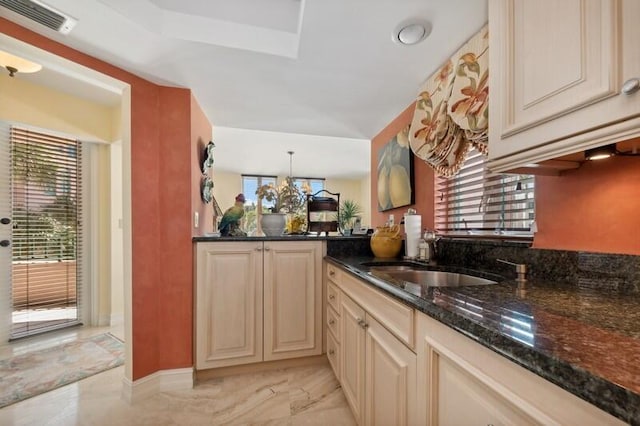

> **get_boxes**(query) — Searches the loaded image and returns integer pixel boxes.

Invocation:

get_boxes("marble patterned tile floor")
[0,327,355,426]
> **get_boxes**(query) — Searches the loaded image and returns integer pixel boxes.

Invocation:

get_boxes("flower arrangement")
[256,176,308,214]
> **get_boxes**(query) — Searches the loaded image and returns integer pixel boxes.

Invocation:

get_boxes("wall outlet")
[194,212,199,228]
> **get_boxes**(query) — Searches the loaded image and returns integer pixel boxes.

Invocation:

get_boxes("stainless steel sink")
[369,269,497,287]
[368,265,416,272]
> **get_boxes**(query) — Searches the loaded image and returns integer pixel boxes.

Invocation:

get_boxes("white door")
[0,123,84,341]
[0,121,12,343]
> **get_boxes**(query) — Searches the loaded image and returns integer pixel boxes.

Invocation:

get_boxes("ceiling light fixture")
[585,144,617,161]
[392,20,432,46]
[0,50,42,77]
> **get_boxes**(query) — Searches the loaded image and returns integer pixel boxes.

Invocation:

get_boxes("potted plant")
[256,177,306,236]
[338,199,363,235]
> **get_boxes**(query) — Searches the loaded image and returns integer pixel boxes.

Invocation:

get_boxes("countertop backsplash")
[437,239,640,294]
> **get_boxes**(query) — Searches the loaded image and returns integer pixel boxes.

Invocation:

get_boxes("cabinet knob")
[0,240,9,248]
[622,77,640,95]
[264,247,271,251]
[329,294,335,300]
[329,270,335,277]
[255,247,262,251]
[328,349,335,355]
[329,319,335,325]
[357,318,368,329]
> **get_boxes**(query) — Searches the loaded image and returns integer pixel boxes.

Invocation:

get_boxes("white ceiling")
[0,0,488,178]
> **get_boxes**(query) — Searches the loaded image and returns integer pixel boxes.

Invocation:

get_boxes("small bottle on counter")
[418,231,428,261]
[419,229,437,262]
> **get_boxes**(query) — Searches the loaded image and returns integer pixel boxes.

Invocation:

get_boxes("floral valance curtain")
[409,25,489,178]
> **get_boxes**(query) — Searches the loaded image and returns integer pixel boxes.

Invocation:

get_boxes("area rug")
[0,333,124,408]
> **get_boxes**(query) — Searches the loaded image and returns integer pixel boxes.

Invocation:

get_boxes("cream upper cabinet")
[263,240,323,361]
[416,312,625,425]
[488,0,640,172]
[195,242,263,369]
[195,241,323,370]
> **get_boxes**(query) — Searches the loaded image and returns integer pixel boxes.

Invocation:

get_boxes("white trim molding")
[121,368,194,403]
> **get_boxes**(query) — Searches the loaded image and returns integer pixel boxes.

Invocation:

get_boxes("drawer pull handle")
[329,294,335,300]
[622,77,640,95]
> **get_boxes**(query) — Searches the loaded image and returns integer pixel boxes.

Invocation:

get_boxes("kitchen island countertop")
[327,255,640,425]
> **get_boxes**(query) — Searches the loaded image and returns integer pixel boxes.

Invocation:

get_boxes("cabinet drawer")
[340,271,415,350]
[327,263,341,284]
[327,305,340,342]
[327,281,341,312]
[327,330,340,379]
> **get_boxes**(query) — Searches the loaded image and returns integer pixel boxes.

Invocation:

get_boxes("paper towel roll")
[404,215,421,258]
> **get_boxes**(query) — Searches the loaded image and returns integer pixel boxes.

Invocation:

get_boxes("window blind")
[10,127,83,339]
[435,148,534,236]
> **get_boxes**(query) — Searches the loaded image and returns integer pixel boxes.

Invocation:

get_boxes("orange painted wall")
[0,19,203,379]
[371,103,435,230]
[374,102,640,256]
[191,94,214,236]
[533,157,640,255]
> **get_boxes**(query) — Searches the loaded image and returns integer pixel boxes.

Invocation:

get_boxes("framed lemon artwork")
[377,125,414,211]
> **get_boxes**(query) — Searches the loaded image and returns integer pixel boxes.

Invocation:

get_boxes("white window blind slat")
[435,148,535,236]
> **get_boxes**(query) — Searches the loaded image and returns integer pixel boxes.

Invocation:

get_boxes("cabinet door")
[364,315,417,426]
[195,242,263,369]
[415,313,624,426]
[489,0,640,167]
[263,241,323,361]
[340,294,366,425]
[435,353,538,425]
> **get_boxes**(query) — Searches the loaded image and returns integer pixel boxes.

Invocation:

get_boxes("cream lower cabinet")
[488,0,640,172]
[196,241,322,370]
[416,312,625,425]
[338,289,417,426]
[263,240,323,361]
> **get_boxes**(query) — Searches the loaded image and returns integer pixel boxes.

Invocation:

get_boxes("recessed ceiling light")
[393,20,432,46]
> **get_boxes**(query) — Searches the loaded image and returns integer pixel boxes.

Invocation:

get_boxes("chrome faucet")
[497,259,527,283]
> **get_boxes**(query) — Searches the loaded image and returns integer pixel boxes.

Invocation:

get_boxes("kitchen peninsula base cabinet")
[488,0,640,172]
[325,263,417,426]
[416,313,625,426]
[196,241,323,370]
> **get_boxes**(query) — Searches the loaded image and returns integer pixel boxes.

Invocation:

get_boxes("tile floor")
[0,326,355,425]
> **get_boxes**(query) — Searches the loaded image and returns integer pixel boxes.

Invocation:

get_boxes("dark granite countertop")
[327,255,640,425]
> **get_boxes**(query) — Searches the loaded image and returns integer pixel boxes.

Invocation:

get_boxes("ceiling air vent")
[0,0,77,34]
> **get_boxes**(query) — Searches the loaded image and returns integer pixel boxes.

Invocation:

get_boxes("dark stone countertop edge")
[325,256,640,425]
[192,235,370,242]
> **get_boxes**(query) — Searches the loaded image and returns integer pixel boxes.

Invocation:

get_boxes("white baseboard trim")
[121,367,194,403]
